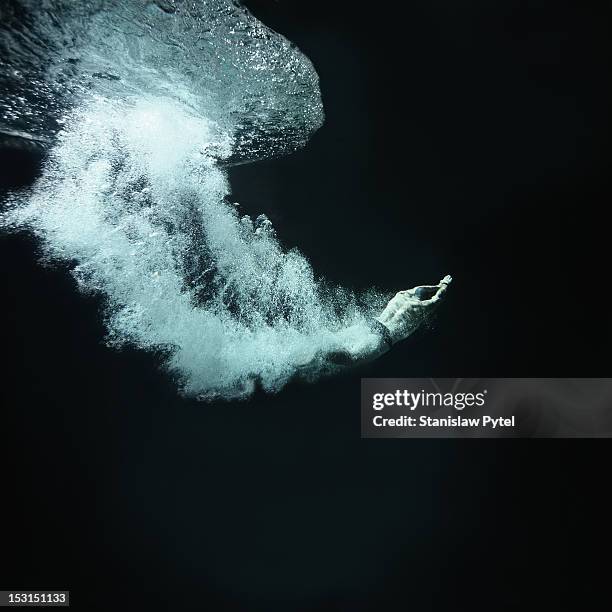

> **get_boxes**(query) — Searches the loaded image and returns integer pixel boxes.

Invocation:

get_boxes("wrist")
[369,318,394,349]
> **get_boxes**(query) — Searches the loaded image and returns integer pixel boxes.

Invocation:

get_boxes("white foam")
[3,97,383,399]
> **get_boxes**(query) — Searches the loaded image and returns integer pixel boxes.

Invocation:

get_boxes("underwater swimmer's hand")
[376,275,452,345]
[295,276,451,375]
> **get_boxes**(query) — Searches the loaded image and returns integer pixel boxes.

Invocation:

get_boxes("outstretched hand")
[376,275,452,345]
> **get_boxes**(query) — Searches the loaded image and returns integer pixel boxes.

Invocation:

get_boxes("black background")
[1,1,610,610]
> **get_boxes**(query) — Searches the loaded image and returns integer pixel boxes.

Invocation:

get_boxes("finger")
[420,282,450,305]
[414,285,439,300]
[434,275,452,297]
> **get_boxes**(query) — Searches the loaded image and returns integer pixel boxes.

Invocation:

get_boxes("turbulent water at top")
[0,0,384,399]
[0,0,324,162]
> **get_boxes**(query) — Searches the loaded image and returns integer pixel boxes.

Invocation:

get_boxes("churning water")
[1,1,384,399]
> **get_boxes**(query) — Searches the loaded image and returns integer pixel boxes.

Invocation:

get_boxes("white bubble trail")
[2,96,383,399]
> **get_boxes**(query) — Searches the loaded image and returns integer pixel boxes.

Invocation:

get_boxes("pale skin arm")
[351,274,452,365]
[376,274,452,346]
[298,275,452,376]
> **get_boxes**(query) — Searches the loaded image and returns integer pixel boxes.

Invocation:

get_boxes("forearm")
[295,275,451,379]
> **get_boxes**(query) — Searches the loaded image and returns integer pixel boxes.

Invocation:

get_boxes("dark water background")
[1,1,610,610]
